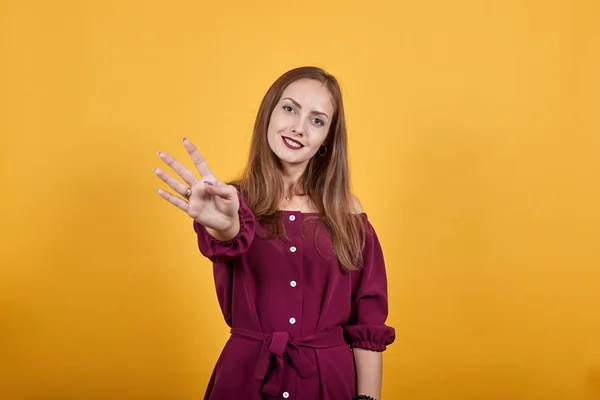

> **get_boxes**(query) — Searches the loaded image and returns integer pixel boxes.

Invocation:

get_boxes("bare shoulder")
[350,194,364,214]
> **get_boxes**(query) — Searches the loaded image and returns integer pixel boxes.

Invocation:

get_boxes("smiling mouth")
[282,136,304,150]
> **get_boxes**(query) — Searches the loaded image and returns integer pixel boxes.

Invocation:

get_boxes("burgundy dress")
[193,196,395,400]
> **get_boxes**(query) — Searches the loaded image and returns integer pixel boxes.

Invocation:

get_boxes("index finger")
[183,138,216,180]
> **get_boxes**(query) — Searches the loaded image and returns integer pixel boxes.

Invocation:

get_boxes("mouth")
[282,136,304,150]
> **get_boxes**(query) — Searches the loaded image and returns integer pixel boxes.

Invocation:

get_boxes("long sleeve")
[343,218,396,352]
[193,195,256,263]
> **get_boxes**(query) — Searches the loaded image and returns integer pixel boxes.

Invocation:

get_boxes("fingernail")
[182,137,187,142]
[153,168,158,173]
[204,181,213,186]
[157,151,162,156]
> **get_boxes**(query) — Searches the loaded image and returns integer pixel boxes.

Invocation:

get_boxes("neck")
[280,162,308,198]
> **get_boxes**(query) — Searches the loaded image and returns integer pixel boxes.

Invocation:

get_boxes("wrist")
[205,217,240,241]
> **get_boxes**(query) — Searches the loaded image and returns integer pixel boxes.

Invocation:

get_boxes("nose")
[291,121,306,136]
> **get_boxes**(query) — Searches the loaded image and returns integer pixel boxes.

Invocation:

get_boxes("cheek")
[267,115,284,135]
[310,127,329,146]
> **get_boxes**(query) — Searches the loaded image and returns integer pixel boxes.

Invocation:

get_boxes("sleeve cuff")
[344,324,396,352]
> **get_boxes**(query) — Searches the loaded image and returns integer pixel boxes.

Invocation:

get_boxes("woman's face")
[267,79,334,171]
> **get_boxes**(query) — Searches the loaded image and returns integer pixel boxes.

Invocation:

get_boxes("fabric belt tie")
[230,326,346,396]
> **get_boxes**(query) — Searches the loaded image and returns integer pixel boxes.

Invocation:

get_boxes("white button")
[290,280,297,287]
[289,317,296,324]
[289,215,296,221]
[283,392,290,399]
[290,246,297,253]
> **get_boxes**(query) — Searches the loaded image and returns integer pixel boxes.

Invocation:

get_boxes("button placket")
[287,212,300,333]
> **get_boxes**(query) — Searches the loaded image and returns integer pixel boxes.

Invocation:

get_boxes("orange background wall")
[1,0,599,399]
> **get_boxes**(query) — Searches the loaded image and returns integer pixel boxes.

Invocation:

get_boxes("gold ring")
[183,187,192,200]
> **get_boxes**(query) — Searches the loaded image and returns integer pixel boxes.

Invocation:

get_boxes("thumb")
[204,180,237,200]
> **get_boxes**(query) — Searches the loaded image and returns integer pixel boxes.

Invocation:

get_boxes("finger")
[204,181,237,200]
[157,151,198,186]
[182,138,216,180]
[156,188,190,213]
[154,167,193,198]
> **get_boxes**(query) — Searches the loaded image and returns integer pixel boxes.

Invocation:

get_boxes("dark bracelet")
[353,396,376,400]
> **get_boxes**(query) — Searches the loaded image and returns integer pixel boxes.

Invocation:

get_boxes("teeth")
[284,138,301,148]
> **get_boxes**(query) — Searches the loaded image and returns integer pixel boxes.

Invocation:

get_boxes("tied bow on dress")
[231,326,347,396]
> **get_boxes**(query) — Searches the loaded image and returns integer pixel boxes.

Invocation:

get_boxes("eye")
[283,105,293,113]
[313,118,324,126]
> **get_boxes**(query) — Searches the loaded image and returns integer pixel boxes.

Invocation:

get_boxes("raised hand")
[155,138,240,239]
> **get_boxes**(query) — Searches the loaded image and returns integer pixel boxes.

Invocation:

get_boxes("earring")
[318,145,327,156]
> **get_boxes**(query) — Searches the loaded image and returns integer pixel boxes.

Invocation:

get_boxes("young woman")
[155,66,395,400]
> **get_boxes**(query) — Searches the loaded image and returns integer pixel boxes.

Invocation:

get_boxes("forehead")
[280,79,334,115]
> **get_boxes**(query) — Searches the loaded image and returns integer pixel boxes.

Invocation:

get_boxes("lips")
[282,136,304,150]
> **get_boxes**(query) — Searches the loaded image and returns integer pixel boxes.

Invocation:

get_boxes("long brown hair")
[232,66,366,271]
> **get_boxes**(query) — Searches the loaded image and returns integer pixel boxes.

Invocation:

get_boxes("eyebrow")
[282,97,330,119]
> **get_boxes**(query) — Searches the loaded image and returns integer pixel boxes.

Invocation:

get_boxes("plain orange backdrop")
[0,0,599,399]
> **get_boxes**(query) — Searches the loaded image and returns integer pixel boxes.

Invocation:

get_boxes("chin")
[277,153,310,167]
